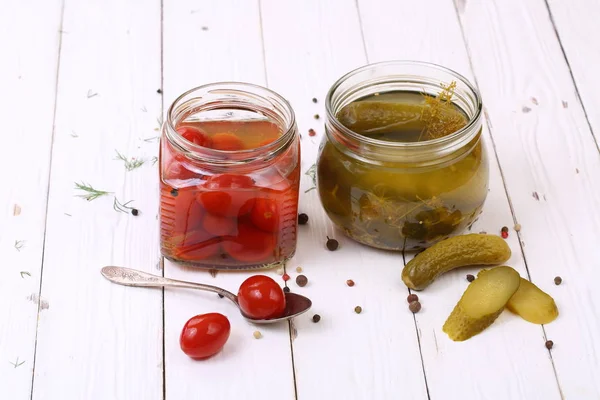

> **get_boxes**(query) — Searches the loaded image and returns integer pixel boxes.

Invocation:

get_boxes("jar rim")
[165,81,297,165]
[325,60,482,150]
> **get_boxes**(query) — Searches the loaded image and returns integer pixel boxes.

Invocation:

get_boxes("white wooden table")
[2,0,599,399]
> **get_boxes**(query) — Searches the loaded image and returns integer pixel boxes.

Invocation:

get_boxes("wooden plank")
[260,1,429,399]
[0,0,63,398]
[30,0,163,399]
[161,1,296,399]
[546,0,600,149]
[458,0,600,398]
[357,0,562,399]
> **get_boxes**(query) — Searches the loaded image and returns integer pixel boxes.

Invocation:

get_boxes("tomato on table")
[237,275,286,320]
[222,220,277,263]
[211,132,245,151]
[177,126,213,147]
[180,313,231,359]
[197,174,256,217]
[202,212,236,236]
[250,197,279,233]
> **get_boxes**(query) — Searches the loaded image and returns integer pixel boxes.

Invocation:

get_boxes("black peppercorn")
[354,306,362,314]
[326,236,339,251]
[312,98,317,103]
[298,213,309,225]
[314,114,320,120]
[466,274,475,282]
[170,188,179,197]
[157,88,162,94]
[283,286,290,293]
[131,208,139,216]
[312,314,321,323]
[545,340,554,350]
[218,293,224,298]
[554,276,562,285]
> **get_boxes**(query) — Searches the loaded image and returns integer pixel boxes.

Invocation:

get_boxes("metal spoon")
[100,266,312,324]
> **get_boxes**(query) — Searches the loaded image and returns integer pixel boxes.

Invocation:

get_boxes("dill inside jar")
[317,61,488,251]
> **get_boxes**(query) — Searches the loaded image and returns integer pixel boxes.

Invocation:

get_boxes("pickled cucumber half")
[443,266,521,341]
[505,278,559,324]
[402,234,511,291]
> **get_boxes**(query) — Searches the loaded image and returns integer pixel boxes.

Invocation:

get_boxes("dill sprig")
[419,81,467,141]
[151,156,158,165]
[304,164,317,193]
[9,358,25,368]
[20,271,31,278]
[113,197,136,214]
[114,150,146,171]
[74,182,113,201]
[14,240,25,252]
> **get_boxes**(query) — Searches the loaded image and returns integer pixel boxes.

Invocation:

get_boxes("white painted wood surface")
[2,0,600,399]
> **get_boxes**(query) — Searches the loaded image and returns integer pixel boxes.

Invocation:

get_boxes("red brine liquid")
[159,117,300,269]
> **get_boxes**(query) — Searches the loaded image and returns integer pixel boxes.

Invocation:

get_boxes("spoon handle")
[101,266,236,301]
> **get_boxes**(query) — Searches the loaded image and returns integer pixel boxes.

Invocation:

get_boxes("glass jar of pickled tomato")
[317,61,488,251]
[160,83,300,269]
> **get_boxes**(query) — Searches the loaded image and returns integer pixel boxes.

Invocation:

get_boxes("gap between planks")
[29,1,66,398]
[450,0,564,397]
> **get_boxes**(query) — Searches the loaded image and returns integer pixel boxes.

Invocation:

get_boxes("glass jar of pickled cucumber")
[160,83,300,269]
[317,61,488,251]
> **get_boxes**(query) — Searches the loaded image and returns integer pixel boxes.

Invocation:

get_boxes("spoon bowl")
[101,266,312,324]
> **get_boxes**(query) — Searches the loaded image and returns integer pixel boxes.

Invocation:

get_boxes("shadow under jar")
[317,61,489,251]
[160,83,301,269]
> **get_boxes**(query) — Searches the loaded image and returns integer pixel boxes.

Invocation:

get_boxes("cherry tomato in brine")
[202,213,236,236]
[180,313,231,359]
[197,174,256,217]
[211,132,245,151]
[177,126,213,148]
[173,229,222,261]
[222,221,277,263]
[250,197,279,233]
[237,275,286,320]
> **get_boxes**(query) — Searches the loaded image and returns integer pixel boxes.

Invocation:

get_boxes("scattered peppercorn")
[276,267,284,275]
[554,276,562,285]
[407,294,418,303]
[170,188,179,197]
[157,88,162,94]
[312,314,321,323]
[296,266,303,273]
[298,213,309,225]
[514,223,522,232]
[501,231,509,239]
[296,274,308,287]
[253,331,262,339]
[308,128,316,137]
[409,301,422,313]
[501,226,509,233]
[466,274,475,282]
[314,114,320,120]
[131,208,139,216]
[312,98,317,103]
[283,286,290,293]
[326,236,339,251]
[346,279,355,287]
[282,273,290,282]
[354,306,362,314]
[545,340,554,350]
[218,293,224,298]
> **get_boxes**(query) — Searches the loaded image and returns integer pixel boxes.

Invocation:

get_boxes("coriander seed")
[554,276,562,285]
[296,274,308,287]
[314,114,320,120]
[407,294,418,303]
[296,266,303,273]
[409,301,422,313]
[253,331,262,339]
[354,306,362,314]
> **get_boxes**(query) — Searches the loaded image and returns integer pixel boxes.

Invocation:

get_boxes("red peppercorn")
[308,129,316,137]
[282,273,290,282]
[501,231,509,239]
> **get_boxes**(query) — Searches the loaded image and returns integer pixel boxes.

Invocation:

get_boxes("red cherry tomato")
[171,190,204,234]
[202,213,236,236]
[197,174,256,217]
[177,126,213,147]
[222,220,277,263]
[180,313,230,359]
[250,197,279,233]
[211,132,245,151]
[174,229,222,261]
[237,275,286,320]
